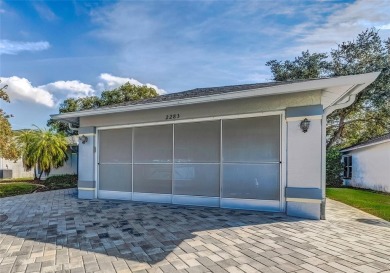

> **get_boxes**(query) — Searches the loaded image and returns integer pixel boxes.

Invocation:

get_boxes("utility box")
[0,170,12,179]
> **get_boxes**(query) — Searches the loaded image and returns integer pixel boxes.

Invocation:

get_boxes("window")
[343,155,352,179]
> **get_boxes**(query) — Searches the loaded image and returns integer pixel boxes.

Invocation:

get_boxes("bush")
[326,146,343,187]
[42,174,77,190]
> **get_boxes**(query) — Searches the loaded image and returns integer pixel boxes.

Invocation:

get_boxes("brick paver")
[0,189,389,272]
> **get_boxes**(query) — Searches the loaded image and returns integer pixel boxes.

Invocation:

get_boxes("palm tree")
[17,128,68,180]
[17,130,38,179]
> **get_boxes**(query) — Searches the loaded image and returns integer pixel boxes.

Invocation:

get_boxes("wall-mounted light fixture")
[79,135,88,144]
[300,118,311,133]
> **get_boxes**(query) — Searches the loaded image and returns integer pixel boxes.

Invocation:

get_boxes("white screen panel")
[133,164,172,194]
[222,164,280,200]
[134,125,173,163]
[99,128,132,163]
[99,164,132,192]
[174,164,220,197]
[223,116,280,163]
[174,121,220,163]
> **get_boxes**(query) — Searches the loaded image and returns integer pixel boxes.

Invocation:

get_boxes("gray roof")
[341,133,390,152]
[52,78,323,125]
[95,79,318,110]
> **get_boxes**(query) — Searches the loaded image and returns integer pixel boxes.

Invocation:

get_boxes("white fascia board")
[340,139,390,153]
[323,72,380,114]
[51,72,381,120]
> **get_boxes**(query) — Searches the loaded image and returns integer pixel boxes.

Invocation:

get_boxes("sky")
[0,0,389,130]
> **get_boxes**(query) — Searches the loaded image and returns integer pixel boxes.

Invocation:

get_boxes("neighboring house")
[340,133,390,193]
[51,72,380,220]
[0,136,78,179]
[0,157,34,178]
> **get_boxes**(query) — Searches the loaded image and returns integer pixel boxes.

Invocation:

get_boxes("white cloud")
[0,40,50,55]
[379,24,390,30]
[39,80,95,98]
[0,74,165,109]
[97,73,166,95]
[0,76,55,107]
[33,2,58,21]
[290,0,390,53]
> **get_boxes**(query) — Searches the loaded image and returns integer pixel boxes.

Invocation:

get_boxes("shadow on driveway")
[0,189,302,264]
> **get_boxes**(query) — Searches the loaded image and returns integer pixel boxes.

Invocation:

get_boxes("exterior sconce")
[300,118,310,133]
[79,135,88,144]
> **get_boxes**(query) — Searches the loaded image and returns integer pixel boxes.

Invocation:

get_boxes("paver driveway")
[0,189,389,273]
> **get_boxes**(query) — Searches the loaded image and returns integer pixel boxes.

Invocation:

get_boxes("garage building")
[52,72,379,220]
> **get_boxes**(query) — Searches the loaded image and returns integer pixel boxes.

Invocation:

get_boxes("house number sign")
[166,113,180,120]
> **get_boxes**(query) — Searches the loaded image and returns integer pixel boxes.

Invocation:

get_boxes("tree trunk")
[326,112,346,149]
[38,171,43,181]
[33,166,38,180]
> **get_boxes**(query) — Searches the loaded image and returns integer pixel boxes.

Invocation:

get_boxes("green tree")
[266,28,390,185]
[17,128,69,180]
[0,80,20,161]
[325,146,344,187]
[48,83,158,135]
[266,29,389,148]
[326,30,390,148]
[100,82,158,106]
[47,96,101,135]
[266,50,329,81]
[16,130,38,179]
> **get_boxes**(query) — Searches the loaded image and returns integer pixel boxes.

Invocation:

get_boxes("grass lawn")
[0,182,41,198]
[0,175,77,198]
[327,187,390,221]
[0,177,34,183]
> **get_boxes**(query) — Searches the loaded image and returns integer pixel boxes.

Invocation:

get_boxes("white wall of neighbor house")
[1,149,78,179]
[0,158,34,178]
[50,151,77,176]
[344,142,390,193]
[40,149,78,179]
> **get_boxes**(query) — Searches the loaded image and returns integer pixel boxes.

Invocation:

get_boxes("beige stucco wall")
[287,119,322,188]
[77,89,326,219]
[80,90,321,128]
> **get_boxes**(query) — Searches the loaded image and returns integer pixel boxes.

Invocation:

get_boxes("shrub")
[42,174,77,190]
[326,146,343,187]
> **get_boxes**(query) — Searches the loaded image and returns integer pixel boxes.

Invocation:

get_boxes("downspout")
[320,85,360,219]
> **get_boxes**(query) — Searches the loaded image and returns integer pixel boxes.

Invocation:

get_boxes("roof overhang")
[51,72,381,124]
[341,138,390,153]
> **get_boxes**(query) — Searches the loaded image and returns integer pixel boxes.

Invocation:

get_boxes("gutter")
[68,122,79,132]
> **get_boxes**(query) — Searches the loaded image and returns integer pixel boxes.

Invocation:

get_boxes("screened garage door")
[98,115,281,211]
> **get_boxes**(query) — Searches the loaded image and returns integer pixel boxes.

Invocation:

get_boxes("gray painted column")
[77,127,96,199]
[285,105,324,219]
